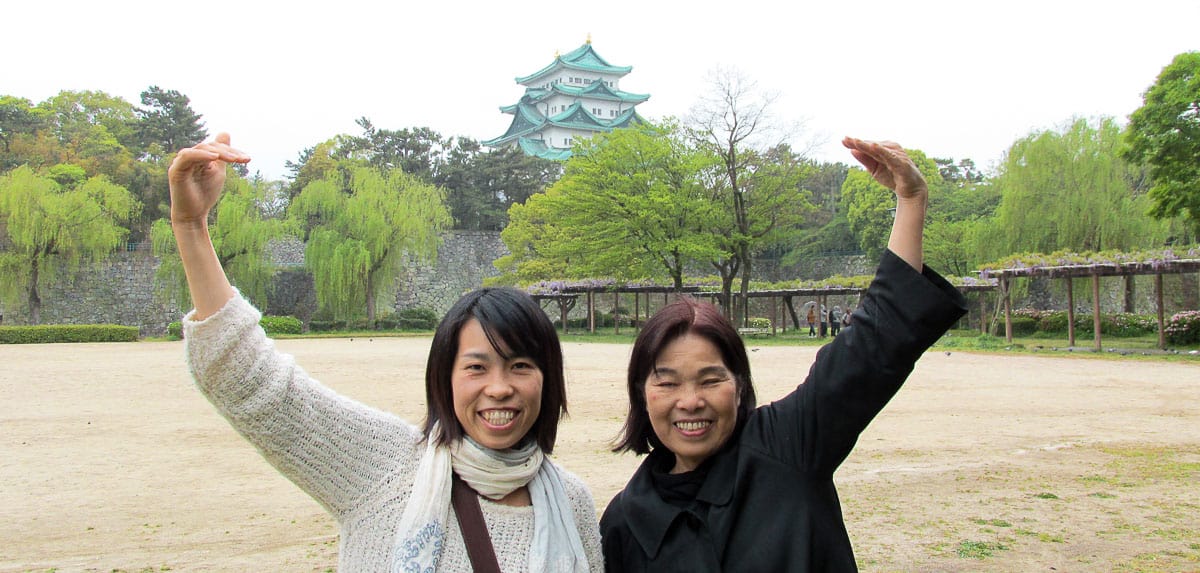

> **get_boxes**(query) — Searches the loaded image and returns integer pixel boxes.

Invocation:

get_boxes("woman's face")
[452,319,543,450]
[644,333,740,474]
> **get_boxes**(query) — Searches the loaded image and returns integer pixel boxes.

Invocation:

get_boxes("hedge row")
[308,308,440,333]
[1000,309,1200,345]
[167,315,305,339]
[0,324,140,344]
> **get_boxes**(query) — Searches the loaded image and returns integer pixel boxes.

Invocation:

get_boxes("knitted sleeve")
[182,292,420,517]
[562,467,605,571]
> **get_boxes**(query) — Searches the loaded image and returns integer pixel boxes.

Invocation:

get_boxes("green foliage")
[747,317,771,329]
[1165,310,1200,345]
[289,164,452,321]
[152,173,285,308]
[397,307,439,331]
[0,324,139,344]
[135,86,208,160]
[1123,51,1200,238]
[843,148,941,261]
[980,117,1169,260]
[260,315,302,335]
[1007,308,1159,337]
[955,540,1008,559]
[498,121,726,288]
[0,166,140,323]
[167,321,182,339]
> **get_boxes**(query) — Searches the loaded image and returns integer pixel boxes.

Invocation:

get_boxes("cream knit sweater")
[183,294,604,572]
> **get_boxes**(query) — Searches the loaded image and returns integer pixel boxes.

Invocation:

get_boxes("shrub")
[0,324,140,344]
[308,320,345,332]
[748,317,771,329]
[260,315,302,335]
[168,321,183,339]
[993,316,1039,336]
[375,312,400,330]
[397,308,439,331]
[1165,310,1200,346]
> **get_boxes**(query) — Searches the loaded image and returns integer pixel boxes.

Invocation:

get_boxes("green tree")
[436,140,561,231]
[288,165,451,321]
[0,95,47,159]
[135,86,208,160]
[981,117,1168,259]
[151,172,285,308]
[497,122,723,288]
[0,165,139,323]
[1123,51,1200,239]
[688,68,813,321]
[843,148,941,262]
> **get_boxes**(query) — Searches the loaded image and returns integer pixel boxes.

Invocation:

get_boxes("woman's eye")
[465,364,485,372]
[512,361,535,371]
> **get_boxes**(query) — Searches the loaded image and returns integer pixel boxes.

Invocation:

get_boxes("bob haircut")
[422,287,567,454]
[613,297,757,455]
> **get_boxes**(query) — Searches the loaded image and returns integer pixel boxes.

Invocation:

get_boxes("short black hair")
[613,297,756,454]
[422,287,567,453]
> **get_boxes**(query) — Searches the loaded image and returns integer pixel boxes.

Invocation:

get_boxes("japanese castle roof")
[482,100,645,149]
[516,42,633,85]
[505,82,649,108]
[517,138,575,161]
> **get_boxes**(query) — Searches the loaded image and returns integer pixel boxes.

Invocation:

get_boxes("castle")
[484,37,650,159]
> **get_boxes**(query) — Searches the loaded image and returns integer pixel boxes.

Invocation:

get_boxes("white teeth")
[675,421,710,432]
[482,410,515,425]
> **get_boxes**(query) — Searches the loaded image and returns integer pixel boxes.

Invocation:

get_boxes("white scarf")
[391,425,589,573]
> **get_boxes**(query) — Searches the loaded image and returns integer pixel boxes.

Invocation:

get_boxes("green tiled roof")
[549,81,649,103]
[516,42,633,84]
[517,137,574,161]
[482,102,547,146]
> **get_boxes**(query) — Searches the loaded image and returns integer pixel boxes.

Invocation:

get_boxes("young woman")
[170,134,602,571]
[600,137,967,571]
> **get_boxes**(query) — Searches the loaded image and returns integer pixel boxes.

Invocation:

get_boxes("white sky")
[6,0,1198,180]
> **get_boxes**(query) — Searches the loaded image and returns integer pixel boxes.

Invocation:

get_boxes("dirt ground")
[2,337,1198,572]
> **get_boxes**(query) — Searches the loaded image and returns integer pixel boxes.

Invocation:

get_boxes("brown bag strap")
[451,473,502,573]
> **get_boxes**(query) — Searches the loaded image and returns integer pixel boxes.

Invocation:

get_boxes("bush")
[747,317,772,329]
[308,320,346,332]
[260,315,302,335]
[992,316,1039,337]
[397,308,439,331]
[1165,310,1200,346]
[0,324,140,344]
[375,312,400,330]
[168,321,183,339]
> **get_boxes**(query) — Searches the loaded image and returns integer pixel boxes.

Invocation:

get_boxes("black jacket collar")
[623,434,742,558]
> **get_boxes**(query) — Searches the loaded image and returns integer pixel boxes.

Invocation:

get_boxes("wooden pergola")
[533,281,998,337]
[985,259,1200,350]
[531,285,703,334]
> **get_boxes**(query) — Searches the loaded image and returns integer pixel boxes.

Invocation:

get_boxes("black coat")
[600,251,967,572]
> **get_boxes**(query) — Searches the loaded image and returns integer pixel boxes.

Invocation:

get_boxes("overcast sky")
[7,1,1197,180]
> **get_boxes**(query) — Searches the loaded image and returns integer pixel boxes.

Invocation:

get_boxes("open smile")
[673,419,713,437]
[479,409,519,429]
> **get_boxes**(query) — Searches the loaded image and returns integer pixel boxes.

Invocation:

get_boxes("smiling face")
[451,319,543,450]
[644,333,741,474]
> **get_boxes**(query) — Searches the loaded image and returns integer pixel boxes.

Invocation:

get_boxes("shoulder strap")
[451,472,502,573]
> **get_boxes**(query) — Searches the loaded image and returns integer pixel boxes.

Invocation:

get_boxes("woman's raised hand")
[841,137,927,202]
[167,133,251,226]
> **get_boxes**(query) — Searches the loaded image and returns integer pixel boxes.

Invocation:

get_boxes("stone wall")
[0,251,181,336]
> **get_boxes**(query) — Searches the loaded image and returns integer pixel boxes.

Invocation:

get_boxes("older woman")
[170,134,602,571]
[600,138,967,571]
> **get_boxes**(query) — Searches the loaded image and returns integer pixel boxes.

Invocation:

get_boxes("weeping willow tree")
[151,171,285,309]
[0,165,139,324]
[979,117,1170,260]
[289,165,451,321]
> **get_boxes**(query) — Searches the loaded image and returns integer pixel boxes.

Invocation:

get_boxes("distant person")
[168,134,601,571]
[830,305,843,336]
[806,304,817,338]
[599,137,967,571]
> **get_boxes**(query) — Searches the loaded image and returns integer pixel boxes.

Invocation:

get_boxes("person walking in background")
[806,304,817,338]
[599,137,967,571]
[830,305,843,337]
[168,133,602,571]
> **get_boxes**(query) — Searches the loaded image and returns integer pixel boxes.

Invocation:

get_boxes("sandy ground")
[1,337,1198,572]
